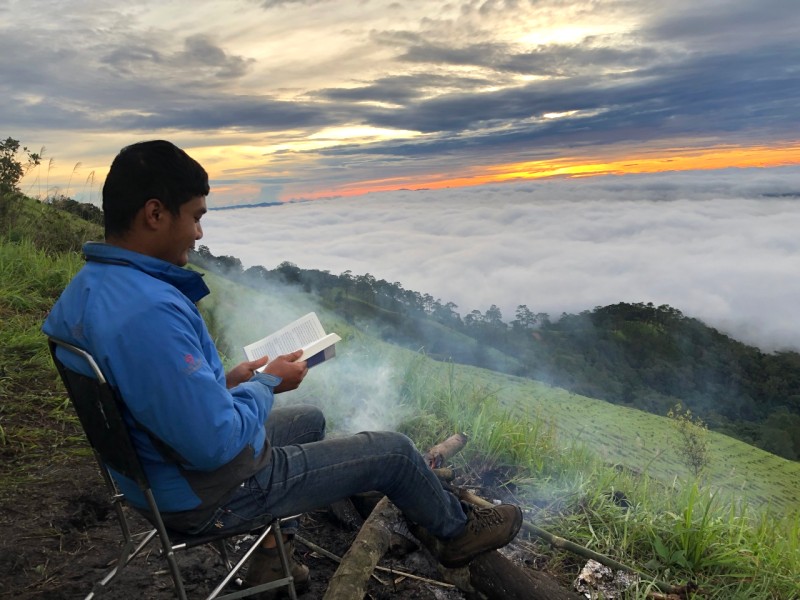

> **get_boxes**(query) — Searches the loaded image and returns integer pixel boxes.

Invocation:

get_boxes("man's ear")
[142,198,166,230]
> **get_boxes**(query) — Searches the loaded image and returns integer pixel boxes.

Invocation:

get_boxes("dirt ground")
[0,453,558,600]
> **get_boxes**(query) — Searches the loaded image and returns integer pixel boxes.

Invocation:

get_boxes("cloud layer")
[203,167,800,352]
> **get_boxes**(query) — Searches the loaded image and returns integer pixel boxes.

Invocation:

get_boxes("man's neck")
[105,234,155,258]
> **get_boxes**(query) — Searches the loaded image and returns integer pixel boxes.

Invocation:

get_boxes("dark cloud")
[113,96,339,131]
[180,35,255,79]
[317,73,493,104]
[399,39,660,77]
[645,0,800,44]
[307,39,800,161]
[99,34,254,81]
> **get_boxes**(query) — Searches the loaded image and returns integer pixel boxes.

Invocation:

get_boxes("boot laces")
[466,506,504,533]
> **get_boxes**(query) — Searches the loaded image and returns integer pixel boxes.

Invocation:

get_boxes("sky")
[3,1,799,351]
[3,0,800,205]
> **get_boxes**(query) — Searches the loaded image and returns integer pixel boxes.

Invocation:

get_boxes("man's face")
[160,195,207,266]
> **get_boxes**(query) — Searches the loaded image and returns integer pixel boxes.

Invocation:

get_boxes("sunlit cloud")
[308,126,421,142]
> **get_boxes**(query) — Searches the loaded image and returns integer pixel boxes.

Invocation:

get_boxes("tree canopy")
[0,137,41,195]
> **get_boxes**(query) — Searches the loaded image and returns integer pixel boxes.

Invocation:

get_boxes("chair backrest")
[48,337,149,488]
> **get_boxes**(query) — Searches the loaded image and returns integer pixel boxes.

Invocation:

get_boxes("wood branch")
[424,432,469,468]
[322,496,402,600]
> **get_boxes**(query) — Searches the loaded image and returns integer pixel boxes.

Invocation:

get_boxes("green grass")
[0,194,101,496]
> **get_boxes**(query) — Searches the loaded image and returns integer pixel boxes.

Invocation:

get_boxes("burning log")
[470,546,585,599]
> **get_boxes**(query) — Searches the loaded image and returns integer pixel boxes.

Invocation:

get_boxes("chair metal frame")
[48,337,298,600]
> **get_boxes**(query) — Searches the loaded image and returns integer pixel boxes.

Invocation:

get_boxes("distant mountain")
[209,201,282,210]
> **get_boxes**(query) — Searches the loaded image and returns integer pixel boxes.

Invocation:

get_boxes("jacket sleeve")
[108,298,275,471]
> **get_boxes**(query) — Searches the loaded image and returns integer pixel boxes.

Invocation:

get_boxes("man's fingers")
[282,349,304,362]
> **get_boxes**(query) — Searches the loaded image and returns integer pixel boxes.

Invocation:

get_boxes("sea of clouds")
[202,167,800,353]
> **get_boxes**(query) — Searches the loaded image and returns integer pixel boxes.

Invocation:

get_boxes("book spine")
[307,345,336,368]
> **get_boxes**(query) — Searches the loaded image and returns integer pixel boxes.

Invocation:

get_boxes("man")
[43,140,522,595]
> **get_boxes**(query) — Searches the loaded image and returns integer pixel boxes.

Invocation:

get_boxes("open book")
[243,312,342,370]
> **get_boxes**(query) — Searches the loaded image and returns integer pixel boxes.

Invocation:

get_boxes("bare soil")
[0,453,556,600]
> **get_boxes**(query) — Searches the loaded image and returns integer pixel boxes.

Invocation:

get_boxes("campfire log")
[322,496,401,600]
[409,522,584,600]
[469,548,585,600]
[327,497,364,531]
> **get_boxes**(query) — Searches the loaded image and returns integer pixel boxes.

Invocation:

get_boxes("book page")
[243,312,327,362]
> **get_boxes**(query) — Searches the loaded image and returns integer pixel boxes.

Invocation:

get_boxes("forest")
[192,245,800,461]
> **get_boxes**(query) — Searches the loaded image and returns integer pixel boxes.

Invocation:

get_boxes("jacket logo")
[183,354,203,375]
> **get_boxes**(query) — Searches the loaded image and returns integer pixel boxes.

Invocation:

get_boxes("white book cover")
[244,312,341,369]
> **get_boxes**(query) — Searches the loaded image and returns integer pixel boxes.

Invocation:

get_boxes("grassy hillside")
[196,265,800,513]
[3,194,799,598]
[464,367,800,513]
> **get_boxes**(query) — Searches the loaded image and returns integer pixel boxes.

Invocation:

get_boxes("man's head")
[103,140,209,239]
[102,141,210,266]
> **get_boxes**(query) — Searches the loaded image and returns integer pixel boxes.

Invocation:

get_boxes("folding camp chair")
[48,337,298,600]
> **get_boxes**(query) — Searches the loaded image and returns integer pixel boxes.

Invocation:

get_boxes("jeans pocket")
[189,506,227,535]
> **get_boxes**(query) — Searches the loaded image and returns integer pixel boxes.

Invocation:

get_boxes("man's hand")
[225,355,270,388]
[264,349,308,393]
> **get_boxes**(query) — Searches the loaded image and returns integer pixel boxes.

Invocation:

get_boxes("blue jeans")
[201,405,467,539]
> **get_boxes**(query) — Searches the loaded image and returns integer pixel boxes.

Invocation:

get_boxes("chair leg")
[213,539,233,571]
[272,521,298,600]
[144,489,188,600]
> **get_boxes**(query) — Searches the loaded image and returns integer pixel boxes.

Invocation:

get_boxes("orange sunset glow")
[296,144,800,200]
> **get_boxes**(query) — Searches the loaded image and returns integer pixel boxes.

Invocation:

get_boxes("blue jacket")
[43,242,279,530]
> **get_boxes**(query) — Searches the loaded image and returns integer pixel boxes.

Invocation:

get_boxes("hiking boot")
[244,539,310,599]
[437,504,523,568]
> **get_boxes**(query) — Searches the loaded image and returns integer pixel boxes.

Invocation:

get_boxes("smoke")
[203,273,412,433]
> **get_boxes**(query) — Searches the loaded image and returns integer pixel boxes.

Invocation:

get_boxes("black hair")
[102,140,210,238]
